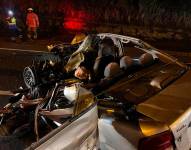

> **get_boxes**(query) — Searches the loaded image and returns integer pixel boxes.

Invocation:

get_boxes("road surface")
[0,47,47,106]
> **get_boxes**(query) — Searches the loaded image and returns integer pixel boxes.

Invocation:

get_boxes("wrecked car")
[22,33,86,88]
[95,34,191,150]
[0,80,97,150]
[0,33,191,150]
[23,44,80,88]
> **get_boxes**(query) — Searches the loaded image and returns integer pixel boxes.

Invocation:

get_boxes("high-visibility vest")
[7,17,17,29]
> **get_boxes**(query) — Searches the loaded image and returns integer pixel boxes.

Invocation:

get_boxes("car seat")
[93,38,120,80]
[93,55,115,80]
[97,37,120,61]
[92,62,121,94]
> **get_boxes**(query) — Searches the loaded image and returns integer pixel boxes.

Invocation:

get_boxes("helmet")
[27,8,33,11]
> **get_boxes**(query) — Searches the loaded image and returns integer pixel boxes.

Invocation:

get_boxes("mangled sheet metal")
[31,105,98,150]
[65,35,94,72]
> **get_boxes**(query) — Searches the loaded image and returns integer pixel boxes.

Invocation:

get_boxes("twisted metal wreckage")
[0,33,191,150]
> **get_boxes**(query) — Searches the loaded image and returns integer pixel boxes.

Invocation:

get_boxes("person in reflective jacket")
[26,8,39,39]
[6,10,17,41]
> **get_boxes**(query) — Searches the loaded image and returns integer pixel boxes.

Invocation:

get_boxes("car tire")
[23,66,37,88]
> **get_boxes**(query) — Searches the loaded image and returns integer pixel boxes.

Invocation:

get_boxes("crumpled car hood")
[137,69,191,125]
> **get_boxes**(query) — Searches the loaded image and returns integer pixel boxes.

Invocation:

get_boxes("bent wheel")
[23,67,37,88]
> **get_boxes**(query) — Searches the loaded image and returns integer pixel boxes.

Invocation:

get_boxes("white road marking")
[0,90,14,96]
[0,47,49,53]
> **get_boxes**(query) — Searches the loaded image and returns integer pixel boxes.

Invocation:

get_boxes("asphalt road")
[0,47,47,106]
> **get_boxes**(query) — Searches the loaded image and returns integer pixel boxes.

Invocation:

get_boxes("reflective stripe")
[8,17,16,25]
[11,17,16,23]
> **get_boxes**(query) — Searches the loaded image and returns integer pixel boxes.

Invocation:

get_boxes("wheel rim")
[23,67,36,88]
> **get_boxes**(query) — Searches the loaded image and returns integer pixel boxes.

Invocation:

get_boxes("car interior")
[90,37,157,94]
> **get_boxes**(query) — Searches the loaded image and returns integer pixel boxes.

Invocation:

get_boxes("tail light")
[139,131,174,150]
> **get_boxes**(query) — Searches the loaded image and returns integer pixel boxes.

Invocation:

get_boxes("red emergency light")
[63,20,85,30]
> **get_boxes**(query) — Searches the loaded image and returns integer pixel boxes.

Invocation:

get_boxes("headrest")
[139,53,154,66]
[104,62,120,78]
[120,56,133,70]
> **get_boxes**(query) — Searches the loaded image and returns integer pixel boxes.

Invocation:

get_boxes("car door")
[27,86,98,150]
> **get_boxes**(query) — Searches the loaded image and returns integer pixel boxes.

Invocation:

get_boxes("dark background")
[1,0,191,37]
[0,0,191,106]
